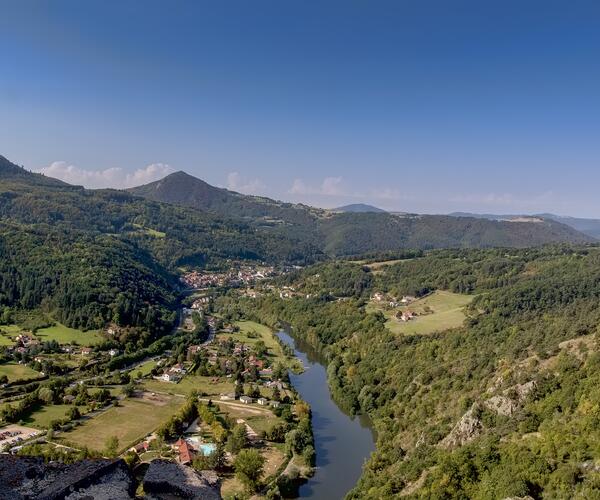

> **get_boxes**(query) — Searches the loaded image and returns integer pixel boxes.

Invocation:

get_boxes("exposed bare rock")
[507,381,536,403]
[143,459,221,499]
[483,395,518,416]
[0,455,135,499]
[439,406,482,449]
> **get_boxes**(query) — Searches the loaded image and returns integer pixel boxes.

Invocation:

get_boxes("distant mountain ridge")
[127,168,595,253]
[451,212,600,239]
[334,203,386,213]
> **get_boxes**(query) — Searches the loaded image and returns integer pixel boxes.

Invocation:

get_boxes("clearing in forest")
[376,290,474,335]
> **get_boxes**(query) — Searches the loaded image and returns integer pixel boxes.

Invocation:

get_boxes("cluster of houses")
[180,266,276,290]
[159,363,187,383]
[371,292,416,307]
[189,296,211,310]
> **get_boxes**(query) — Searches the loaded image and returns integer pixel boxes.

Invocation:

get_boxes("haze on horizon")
[1,1,599,217]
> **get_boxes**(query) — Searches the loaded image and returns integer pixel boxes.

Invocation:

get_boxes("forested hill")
[129,171,595,253]
[0,153,594,347]
[0,156,323,343]
[221,247,600,498]
[127,170,320,225]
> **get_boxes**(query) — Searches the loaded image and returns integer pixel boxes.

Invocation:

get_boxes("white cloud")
[448,191,556,209]
[289,177,345,196]
[36,161,174,189]
[226,172,266,195]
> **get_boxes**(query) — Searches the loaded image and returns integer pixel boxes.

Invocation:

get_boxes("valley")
[2,155,600,498]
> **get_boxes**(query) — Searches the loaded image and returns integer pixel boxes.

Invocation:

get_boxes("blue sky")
[1,1,599,215]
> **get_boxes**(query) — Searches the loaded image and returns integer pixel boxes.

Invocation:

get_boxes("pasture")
[0,362,41,382]
[375,290,474,336]
[34,323,103,346]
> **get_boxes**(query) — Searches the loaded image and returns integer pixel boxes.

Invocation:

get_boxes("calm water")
[278,330,376,500]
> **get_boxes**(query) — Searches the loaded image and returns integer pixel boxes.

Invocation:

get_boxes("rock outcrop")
[143,459,221,499]
[0,456,135,499]
[439,406,483,449]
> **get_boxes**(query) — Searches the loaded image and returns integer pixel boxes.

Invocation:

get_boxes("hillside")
[127,171,319,225]
[0,156,323,342]
[333,203,386,213]
[227,247,600,498]
[452,211,600,239]
[130,172,595,254]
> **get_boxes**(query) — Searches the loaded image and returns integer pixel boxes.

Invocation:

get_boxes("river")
[278,330,376,500]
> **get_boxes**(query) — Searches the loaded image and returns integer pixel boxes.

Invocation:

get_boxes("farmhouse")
[161,371,181,383]
[239,396,253,404]
[175,438,195,465]
[399,311,415,322]
[257,397,268,406]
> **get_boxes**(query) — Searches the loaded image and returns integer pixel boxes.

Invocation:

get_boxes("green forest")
[214,246,600,498]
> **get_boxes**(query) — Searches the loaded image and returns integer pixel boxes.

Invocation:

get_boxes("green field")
[0,362,41,382]
[143,375,235,397]
[374,290,474,336]
[59,396,184,452]
[34,323,103,346]
[0,335,14,346]
[136,359,158,377]
[22,404,73,429]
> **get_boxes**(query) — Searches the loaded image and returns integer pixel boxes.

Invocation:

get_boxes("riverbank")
[277,330,376,500]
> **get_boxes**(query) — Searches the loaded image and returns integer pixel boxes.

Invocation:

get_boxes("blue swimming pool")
[200,443,216,455]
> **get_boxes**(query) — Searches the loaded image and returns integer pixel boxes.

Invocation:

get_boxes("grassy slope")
[370,290,474,335]
[34,324,104,346]
[0,362,41,382]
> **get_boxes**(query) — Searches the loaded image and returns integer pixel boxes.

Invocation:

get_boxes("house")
[171,363,185,373]
[257,398,268,406]
[175,439,195,465]
[62,394,75,404]
[270,400,281,408]
[161,372,180,383]
[399,311,415,322]
[220,393,236,401]
[372,292,385,302]
[81,347,92,356]
[187,345,201,356]
[239,396,253,404]
[131,441,149,454]
[401,296,416,304]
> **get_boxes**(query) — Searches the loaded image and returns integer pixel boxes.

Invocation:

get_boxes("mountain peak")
[334,203,386,213]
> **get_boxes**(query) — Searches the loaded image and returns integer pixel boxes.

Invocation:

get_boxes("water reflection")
[278,330,376,499]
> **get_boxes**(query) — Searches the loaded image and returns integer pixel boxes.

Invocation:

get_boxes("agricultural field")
[0,362,41,383]
[372,290,474,336]
[58,394,184,453]
[34,323,104,346]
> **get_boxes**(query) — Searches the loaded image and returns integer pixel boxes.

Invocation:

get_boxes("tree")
[105,435,119,457]
[38,387,55,404]
[226,424,248,453]
[234,449,265,493]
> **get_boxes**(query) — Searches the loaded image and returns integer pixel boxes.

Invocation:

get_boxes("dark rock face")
[0,456,135,499]
[143,460,221,499]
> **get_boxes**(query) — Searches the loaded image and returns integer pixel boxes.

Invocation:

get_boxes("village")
[0,286,313,498]
[180,264,278,290]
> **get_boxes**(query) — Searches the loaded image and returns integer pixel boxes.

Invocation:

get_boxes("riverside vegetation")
[214,246,600,498]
